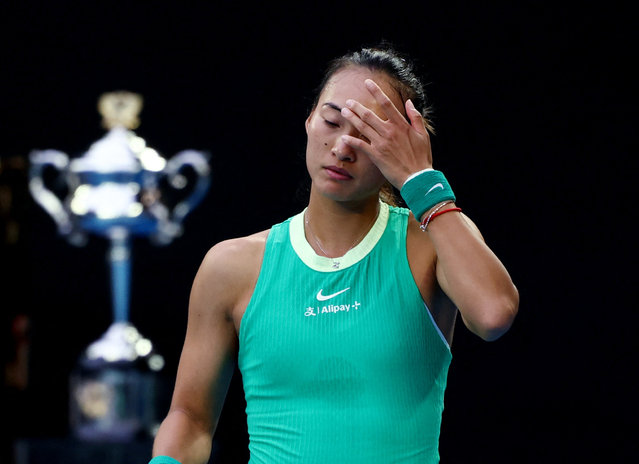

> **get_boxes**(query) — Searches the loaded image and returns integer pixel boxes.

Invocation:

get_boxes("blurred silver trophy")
[29,91,210,441]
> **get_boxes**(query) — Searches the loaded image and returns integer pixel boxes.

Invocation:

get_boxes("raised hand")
[340,79,433,188]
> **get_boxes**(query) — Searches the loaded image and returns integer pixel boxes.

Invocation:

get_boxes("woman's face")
[305,67,404,203]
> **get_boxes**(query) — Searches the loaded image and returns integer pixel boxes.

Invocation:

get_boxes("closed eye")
[324,119,339,128]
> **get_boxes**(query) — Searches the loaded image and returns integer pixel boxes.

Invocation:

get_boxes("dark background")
[1,2,636,463]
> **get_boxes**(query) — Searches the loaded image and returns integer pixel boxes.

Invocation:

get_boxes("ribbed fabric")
[238,203,452,463]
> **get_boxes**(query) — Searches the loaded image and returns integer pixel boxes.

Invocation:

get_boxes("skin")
[152,66,519,463]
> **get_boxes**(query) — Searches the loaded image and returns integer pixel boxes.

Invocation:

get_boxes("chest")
[238,262,434,388]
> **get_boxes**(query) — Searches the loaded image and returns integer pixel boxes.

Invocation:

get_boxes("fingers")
[406,99,428,136]
[339,78,430,165]
[364,79,406,124]
[340,134,370,155]
[341,104,379,141]
[340,78,413,139]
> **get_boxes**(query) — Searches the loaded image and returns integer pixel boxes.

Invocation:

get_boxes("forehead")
[318,67,404,116]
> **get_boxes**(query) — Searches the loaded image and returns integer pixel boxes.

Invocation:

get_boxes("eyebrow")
[322,102,342,112]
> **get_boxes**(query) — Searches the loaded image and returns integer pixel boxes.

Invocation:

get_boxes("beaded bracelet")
[420,202,462,231]
[419,201,452,231]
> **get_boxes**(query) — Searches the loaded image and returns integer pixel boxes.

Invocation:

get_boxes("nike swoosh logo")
[425,183,444,196]
[316,287,351,301]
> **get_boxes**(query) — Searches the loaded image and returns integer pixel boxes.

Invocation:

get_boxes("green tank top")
[238,202,452,463]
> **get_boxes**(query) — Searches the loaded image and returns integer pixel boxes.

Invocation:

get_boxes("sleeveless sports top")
[238,202,452,463]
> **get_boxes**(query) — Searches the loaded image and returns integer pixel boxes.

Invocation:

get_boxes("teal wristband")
[400,170,456,220]
[149,456,182,464]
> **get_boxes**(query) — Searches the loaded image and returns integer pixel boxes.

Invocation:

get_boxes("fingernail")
[341,107,352,117]
[345,99,354,108]
[407,99,420,114]
[365,79,375,89]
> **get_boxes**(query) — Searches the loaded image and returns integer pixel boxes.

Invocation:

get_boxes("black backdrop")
[1,2,635,463]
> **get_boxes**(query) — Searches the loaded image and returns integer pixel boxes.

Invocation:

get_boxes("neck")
[305,189,380,258]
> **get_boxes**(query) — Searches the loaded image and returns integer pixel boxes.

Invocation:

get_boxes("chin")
[314,182,379,204]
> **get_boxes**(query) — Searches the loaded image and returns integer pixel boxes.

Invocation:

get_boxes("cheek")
[371,170,388,187]
[306,120,321,145]
[306,129,330,161]
[360,160,387,185]
[305,139,323,173]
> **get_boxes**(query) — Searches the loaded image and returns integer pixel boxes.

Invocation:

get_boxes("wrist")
[419,202,462,231]
[401,168,434,188]
[419,201,457,223]
[400,169,455,220]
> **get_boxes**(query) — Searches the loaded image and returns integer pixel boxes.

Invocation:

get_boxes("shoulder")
[199,229,270,284]
[191,229,270,313]
[206,229,270,261]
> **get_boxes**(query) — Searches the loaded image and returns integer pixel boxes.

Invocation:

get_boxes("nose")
[331,133,357,162]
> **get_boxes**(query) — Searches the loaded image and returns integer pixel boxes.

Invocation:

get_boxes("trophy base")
[69,322,166,442]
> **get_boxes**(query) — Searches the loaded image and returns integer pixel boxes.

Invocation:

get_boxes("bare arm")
[152,237,262,463]
[427,211,518,341]
[341,78,518,341]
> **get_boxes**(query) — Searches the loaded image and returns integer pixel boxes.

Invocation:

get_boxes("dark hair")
[311,44,434,133]
[309,44,433,206]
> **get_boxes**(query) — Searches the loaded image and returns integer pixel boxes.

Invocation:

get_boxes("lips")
[324,165,353,180]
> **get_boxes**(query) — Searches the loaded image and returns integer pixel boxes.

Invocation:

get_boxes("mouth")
[324,165,353,180]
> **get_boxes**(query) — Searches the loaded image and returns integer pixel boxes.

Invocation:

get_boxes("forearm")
[426,207,519,340]
[152,408,213,464]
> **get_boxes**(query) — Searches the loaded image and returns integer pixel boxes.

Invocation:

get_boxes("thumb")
[406,99,427,135]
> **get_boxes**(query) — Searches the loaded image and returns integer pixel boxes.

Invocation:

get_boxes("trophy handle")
[29,150,76,236]
[161,150,211,231]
